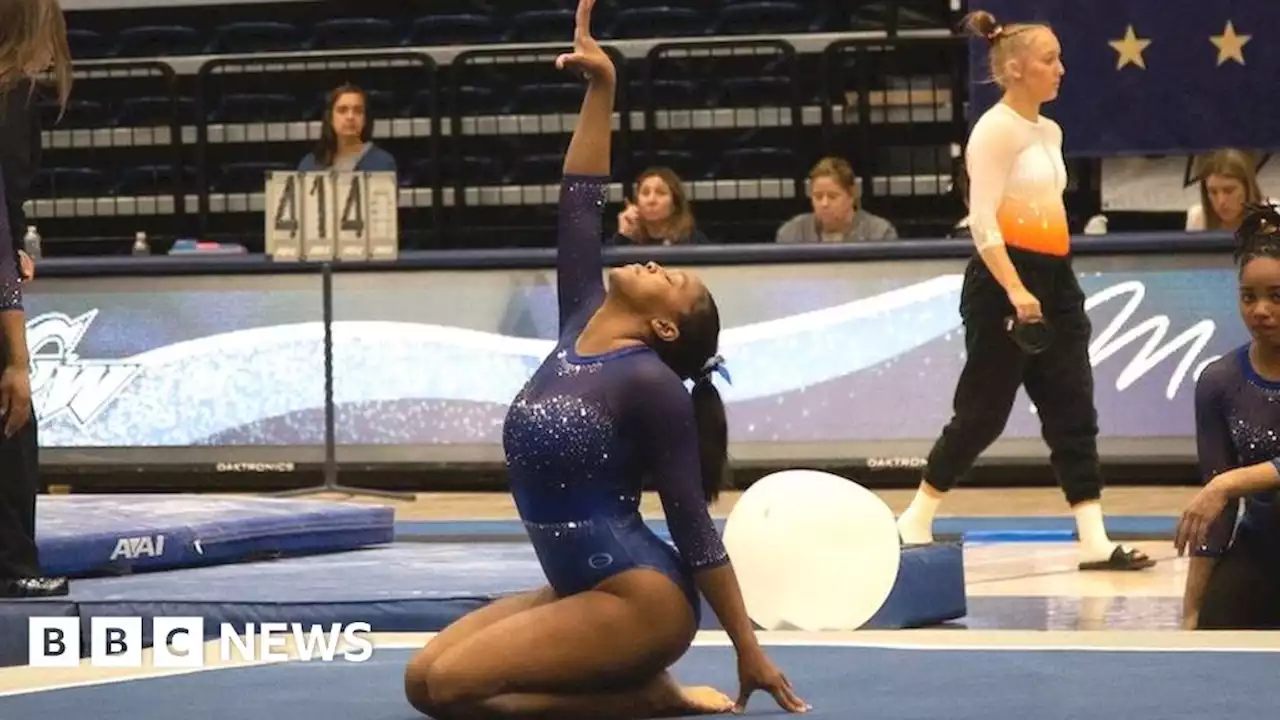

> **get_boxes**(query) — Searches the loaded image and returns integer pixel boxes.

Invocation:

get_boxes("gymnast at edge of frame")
[402,1,809,718]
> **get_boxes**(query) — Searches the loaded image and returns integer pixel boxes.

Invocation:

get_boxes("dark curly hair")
[1234,203,1280,272]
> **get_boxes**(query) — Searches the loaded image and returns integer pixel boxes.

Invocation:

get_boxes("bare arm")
[553,0,615,328]
[561,60,613,177]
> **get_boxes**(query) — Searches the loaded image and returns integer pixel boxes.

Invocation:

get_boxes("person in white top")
[895,10,1155,572]
[1185,149,1268,232]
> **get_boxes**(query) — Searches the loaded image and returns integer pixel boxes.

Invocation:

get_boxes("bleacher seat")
[114,96,198,127]
[506,153,565,185]
[717,76,796,106]
[607,7,707,39]
[308,19,398,50]
[407,15,505,46]
[38,99,105,129]
[632,79,704,109]
[112,26,204,58]
[632,149,697,179]
[506,83,587,115]
[35,168,108,198]
[449,85,502,116]
[208,22,304,54]
[711,146,796,179]
[505,10,575,43]
[36,0,969,251]
[209,93,298,123]
[218,162,294,193]
[114,165,197,196]
[450,156,505,185]
[65,29,110,59]
[713,2,814,34]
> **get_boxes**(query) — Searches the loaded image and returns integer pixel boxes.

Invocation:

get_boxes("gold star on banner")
[1211,20,1251,66]
[1109,25,1152,70]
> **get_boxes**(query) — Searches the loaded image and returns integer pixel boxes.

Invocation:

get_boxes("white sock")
[897,488,942,544]
[1073,501,1114,561]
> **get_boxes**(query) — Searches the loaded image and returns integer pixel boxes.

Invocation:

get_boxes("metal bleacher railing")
[26,28,967,255]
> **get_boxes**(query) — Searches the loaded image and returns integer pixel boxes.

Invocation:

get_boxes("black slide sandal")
[1078,546,1157,571]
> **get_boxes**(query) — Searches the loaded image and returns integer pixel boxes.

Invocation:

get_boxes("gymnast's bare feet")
[643,672,734,716]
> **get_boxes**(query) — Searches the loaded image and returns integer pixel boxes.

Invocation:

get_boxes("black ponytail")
[691,375,729,503]
[1234,202,1280,269]
[650,291,730,504]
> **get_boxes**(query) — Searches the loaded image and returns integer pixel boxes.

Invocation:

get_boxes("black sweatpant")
[0,404,39,580]
[924,247,1103,507]
[1198,526,1280,629]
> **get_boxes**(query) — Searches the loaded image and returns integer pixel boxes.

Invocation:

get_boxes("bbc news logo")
[29,617,374,667]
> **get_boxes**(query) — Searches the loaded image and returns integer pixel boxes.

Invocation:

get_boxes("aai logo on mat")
[28,618,374,667]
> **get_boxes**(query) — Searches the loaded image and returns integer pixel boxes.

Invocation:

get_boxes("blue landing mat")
[394,515,1178,543]
[0,543,959,666]
[37,495,394,577]
[3,645,1276,718]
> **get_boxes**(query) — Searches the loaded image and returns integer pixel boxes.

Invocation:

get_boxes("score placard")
[265,171,399,262]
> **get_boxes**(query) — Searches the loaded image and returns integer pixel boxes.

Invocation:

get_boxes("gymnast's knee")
[404,650,471,719]
[419,653,499,714]
[405,653,440,717]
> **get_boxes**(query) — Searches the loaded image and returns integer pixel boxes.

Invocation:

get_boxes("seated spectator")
[298,83,397,174]
[611,167,707,245]
[776,157,898,243]
[1186,148,1271,232]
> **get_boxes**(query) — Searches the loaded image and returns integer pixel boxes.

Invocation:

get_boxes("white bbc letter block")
[90,617,143,668]
[28,617,80,667]
[153,617,206,668]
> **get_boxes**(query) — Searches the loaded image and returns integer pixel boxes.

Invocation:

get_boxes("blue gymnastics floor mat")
[393,515,1178,543]
[36,495,394,578]
[0,541,962,666]
[4,645,1277,720]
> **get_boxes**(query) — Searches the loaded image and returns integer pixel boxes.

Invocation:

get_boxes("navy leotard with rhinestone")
[501,174,728,616]
[1193,344,1280,558]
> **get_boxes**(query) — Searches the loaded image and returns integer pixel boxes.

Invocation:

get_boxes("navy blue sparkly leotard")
[502,174,729,617]
[1194,344,1280,558]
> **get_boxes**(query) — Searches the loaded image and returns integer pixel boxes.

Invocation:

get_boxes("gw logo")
[110,535,167,561]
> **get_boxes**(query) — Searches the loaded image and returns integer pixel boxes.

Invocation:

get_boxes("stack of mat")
[0,495,969,668]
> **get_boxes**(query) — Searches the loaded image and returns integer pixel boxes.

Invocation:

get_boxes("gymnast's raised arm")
[0,166,32,438]
[554,0,614,330]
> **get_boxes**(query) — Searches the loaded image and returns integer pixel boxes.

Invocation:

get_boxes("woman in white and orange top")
[896,10,1155,572]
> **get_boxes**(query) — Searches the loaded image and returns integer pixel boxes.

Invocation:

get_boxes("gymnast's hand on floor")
[554,0,615,85]
[734,645,810,714]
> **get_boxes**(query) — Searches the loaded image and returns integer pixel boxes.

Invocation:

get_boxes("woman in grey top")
[775,157,898,243]
[298,83,397,174]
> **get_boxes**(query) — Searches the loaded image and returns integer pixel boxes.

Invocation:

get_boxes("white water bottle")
[132,230,151,256]
[23,226,41,260]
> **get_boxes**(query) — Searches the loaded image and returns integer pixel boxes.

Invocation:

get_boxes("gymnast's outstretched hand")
[555,0,614,85]
[734,644,810,714]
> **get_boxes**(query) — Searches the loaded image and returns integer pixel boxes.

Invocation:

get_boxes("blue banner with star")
[967,1,1279,157]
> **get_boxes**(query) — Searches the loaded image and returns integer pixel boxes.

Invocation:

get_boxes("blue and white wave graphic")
[31,275,964,446]
[30,271,1243,447]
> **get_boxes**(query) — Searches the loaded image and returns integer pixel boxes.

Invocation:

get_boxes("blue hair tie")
[699,354,732,385]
